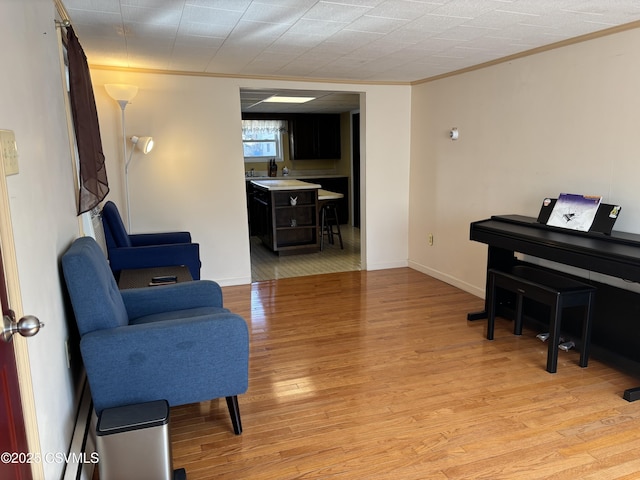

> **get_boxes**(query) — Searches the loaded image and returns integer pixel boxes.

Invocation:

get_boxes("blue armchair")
[61,236,249,434]
[101,200,201,279]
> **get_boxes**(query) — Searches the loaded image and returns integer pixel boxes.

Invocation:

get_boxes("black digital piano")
[470,214,640,400]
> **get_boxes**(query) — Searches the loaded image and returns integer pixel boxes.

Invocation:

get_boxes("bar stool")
[318,189,344,251]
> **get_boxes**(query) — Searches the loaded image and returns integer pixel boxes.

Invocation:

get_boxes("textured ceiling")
[61,1,640,113]
[239,88,361,113]
[63,0,640,84]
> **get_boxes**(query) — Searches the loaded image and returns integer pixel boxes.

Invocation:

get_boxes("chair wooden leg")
[226,396,243,435]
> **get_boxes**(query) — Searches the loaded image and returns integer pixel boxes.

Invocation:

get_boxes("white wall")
[409,27,640,297]
[90,70,413,283]
[0,2,83,479]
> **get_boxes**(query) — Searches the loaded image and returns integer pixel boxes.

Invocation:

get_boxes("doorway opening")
[240,88,363,282]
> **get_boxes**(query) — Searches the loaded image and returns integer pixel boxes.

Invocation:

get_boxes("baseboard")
[217,275,253,286]
[408,261,485,298]
[62,379,97,480]
[365,259,409,271]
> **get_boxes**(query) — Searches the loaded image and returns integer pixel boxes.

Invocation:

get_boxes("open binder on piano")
[537,193,621,235]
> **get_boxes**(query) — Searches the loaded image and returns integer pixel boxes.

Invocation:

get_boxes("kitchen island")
[250,179,321,255]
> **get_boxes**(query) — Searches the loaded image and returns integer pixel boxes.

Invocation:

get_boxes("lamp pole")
[116,100,134,231]
[104,84,138,231]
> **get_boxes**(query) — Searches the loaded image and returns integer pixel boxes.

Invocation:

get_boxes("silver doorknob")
[2,314,44,343]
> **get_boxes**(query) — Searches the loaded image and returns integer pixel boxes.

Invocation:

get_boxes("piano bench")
[486,266,596,374]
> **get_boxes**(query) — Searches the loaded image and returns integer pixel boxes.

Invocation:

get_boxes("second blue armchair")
[101,201,201,279]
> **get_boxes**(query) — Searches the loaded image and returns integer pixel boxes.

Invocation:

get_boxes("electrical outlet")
[428,233,434,246]
[0,130,19,176]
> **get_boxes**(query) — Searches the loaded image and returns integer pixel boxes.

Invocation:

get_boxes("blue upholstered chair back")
[61,236,129,336]
[102,201,132,249]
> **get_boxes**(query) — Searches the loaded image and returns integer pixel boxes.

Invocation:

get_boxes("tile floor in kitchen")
[250,225,361,282]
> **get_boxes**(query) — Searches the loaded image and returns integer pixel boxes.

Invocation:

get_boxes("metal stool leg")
[321,203,343,250]
[330,204,343,249]
[320,205,327,250]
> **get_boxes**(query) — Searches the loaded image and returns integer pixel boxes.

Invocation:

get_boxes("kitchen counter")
[250,179,321,191]
[249,180,321,255]
[246,174,346,181]
[247,176,349,232]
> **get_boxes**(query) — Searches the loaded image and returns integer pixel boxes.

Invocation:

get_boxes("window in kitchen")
[242,120,286,163]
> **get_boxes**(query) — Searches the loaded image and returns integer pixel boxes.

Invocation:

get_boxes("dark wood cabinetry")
[242,112,342,160]
[251,185,319,255]
[248,177,349,236]
[290,114,341,160]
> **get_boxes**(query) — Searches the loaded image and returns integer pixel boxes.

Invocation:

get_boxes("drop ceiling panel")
[240,88,361,113]
[64,0,640,83]
[365,0,441,21]
[177,22,232,38]
[120,5,182,26]
[304,2,372,23]
[345,15,409,34]
[185,0,251,9]
[181,5,244,26]
[287,18,349,36]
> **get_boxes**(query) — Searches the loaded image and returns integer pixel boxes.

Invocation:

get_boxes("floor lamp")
[104,83,138,230]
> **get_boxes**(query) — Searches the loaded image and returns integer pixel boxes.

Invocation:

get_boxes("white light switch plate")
[0,129,18,176]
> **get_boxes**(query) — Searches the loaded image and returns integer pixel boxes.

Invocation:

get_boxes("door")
[0,133,39,478]
[0,241,31,479]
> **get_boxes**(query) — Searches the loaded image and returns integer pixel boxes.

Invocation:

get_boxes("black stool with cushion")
[320,203,343,250]
[486,265,596,374]
[318,189,344,251]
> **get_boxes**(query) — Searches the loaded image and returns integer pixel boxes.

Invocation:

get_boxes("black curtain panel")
[66,25,109,215]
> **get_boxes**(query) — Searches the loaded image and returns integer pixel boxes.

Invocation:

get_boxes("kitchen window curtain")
[241,120,287,137]
[66,25,109,215]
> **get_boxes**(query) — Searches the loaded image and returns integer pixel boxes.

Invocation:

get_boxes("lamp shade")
[131,136,154,154]
[105,84,139,102]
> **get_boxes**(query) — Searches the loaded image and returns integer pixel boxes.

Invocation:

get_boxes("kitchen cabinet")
[290,114,341,160]
[247,175,349,234]
[250,180,321,255]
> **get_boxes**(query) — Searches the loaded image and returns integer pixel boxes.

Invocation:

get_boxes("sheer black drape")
[66,25,109,214]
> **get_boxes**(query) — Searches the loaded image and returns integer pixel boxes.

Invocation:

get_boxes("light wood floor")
[170,268,640,479]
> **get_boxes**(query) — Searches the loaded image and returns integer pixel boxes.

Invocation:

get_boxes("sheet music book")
[546,193,602,232]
